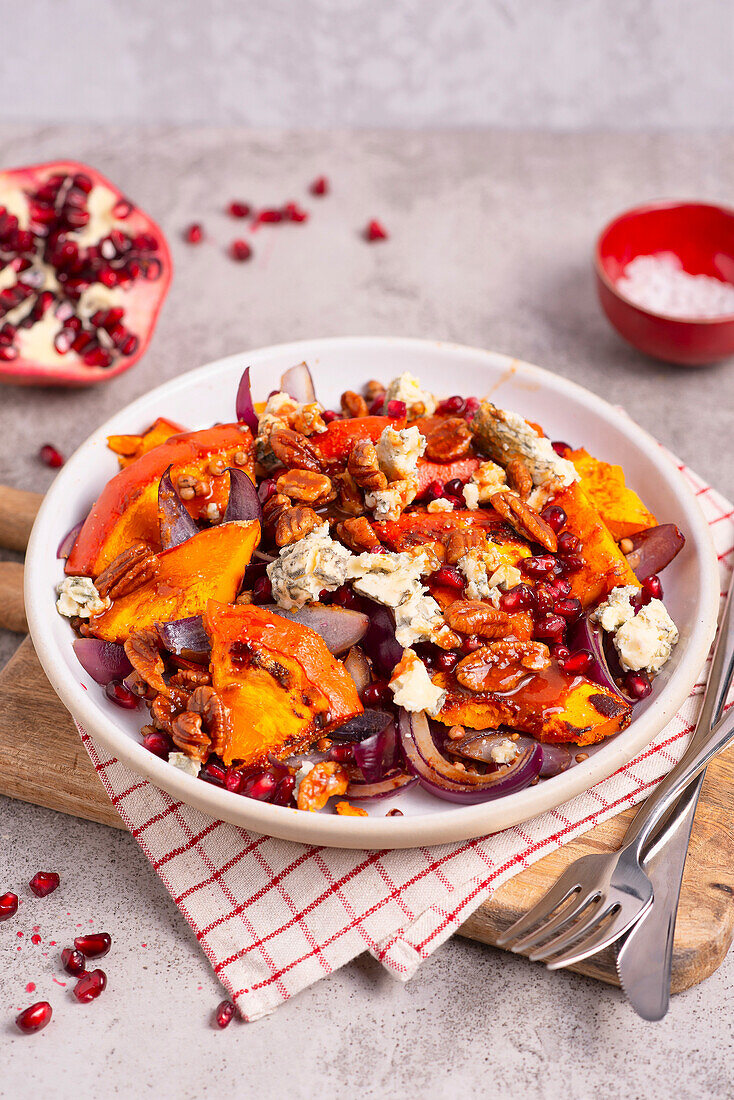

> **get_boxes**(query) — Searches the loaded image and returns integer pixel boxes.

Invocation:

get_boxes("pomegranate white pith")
[0,160,171,386]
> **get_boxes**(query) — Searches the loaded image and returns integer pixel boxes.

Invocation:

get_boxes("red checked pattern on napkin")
[77,458,734,1021]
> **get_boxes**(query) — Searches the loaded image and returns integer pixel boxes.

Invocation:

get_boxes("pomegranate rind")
[0,159,172,387]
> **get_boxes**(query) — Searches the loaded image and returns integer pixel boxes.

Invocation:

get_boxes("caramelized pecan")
[341,390,369,418]
[151,692,182,734]
[296,761,349,812]
[333,471,365,516]
[275,505,321,547]
[170,711,211,762]
[505,456,533,500]
[169,669,212,690]
[262,492,291,531]
[455,639,551,693]
[276,469,333,505]
[444,600,511,639]
[424,418,473,463]
[363,379,385,402]
[347,440,388,491]
[444,528,485,566]
[124,628,168,695]
[96,542,157,599]
[337,516,381,553]
[269,426,323,472]
[490,490,558,552]
[186,685,230,758]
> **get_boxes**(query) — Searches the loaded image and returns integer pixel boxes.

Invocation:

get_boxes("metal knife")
[616,578,734,1020]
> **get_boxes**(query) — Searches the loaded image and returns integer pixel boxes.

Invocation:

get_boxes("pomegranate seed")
[534,615,566,642]
[642,574,663,601]
[252,576,272,604]
[272,774,296,805]
[332,585,362,609]
[225,769,244,794]
[113,197,134,218]
[73,173,93,193]
[74,932,111,959]
[310,176,329,196]
[560,649,594,674]
[0,345,17,362]
[522,554,556,579]
[322,409,339,423]
[256,209,283,224]
[362,681,391,707]
[550,577,572,597]
[329,743,355,763]
[461,635,483,654]
[133,232,159,252]
[557,531,581,556]
[436,396,465,416]
[540,505,567,533]
[215,1000,236,1028]
[257,478,277,504]
[534,583,556,615]
[229,239,252,262]
[554,597,583,621]
[425,479,445,502]
[435,651,459,672]
[368,396,385,415]
[39,443,64,468]
[73,968,107,1003]
[120,334,139,356]
[202,763,226,786]
[185,223,203,244]
[243,772,277,801]
[15,1001,52,1034]
[558,553,584,575]
[0,891,18,921]
[552,644,571,663]
[105,680,139,709]
[444,478,465,497]
[227,201,251,218]
[552,441,571,456]
[625,671,652,700]
[61,947,86,976]
[386,399,407,419]
[142,730,171,758]
[29,871,60,898]
[283,202,309,223]
[432,566,465,590]
[365,219,388,242]
[83,347,113,368]
[463,397,480,418]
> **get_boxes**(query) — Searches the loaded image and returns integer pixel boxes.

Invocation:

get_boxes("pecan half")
[341,390,369,418]
[348,440,388,491]
[169,668,212,690]
[124,627,168,695]
[444,600,511,639]
[444,528,485,566]
[425,417,473,463]
[455,639,551,693]
[296,761,349,812]
[505,456,533,500]
[364,379,385,402]
[170,711,211,762]
[276,469,333,505]
[269,426,323,472]
[96,542,157,599]
[333,471,365,516]
[275,505,321,547]
[490,490,558,552]
[262,492,291,531]
[186,685,230,758]
[337,516,381,553]
[151,692,182,734]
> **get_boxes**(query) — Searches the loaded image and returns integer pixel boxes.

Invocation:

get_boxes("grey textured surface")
[1,127,733,1097]
[4,0,734,129]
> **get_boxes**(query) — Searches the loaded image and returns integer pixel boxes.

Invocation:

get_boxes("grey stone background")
[3,0,733,129]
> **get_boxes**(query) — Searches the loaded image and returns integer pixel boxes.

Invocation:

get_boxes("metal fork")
[497,641,734,969]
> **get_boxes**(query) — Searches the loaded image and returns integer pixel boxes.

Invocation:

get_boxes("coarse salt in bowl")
[595,200,734,366]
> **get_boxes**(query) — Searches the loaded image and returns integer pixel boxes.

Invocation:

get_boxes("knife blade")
[616,579,734,1020]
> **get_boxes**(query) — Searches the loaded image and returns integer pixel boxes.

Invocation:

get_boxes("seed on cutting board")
[29,871,60,897]
[74,932,112,958]
[0,891,19,920]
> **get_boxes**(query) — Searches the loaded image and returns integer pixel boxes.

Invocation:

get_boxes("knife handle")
[0,485,43,552]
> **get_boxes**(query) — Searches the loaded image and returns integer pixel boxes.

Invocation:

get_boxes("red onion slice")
[344,645,371,695]
[222,467,262,524]
[262,604,369,655]
[73,639,133,685]
[156,615,211,662]
[280,361,316,404]
[354,721,398,782]
[538,742,574,777]
[57,519,84,560]
[360,600,403,677]
[398,710,543,804]
[624,524,685,580]
[236,365,259,433]
[158,465,198,549]
[347,772,417,800]
[328,709,393,742]
[570,614,635,704]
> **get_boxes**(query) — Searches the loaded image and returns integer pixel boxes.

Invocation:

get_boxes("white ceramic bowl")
[25,337,719,848]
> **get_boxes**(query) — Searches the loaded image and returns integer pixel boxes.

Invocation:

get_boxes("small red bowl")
[595,200,734,365]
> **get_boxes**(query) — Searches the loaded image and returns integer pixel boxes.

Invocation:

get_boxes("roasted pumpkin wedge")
[107,417,187,468]
[432,666,631,746]
[89,521,260,643]
[416,456,480,495]
[553,482,640,606]
[309,415,405,465]
[568,447,658,540]
[205,602,363,767]
[67,423,255,577]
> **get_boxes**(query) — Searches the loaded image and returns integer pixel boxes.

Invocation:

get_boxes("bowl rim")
[24,336,720,849]
[594,198,734,326]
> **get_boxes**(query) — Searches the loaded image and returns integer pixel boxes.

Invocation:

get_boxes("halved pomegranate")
[0,160,172,386]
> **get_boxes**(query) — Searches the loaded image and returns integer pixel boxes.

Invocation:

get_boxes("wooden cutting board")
[0,486,732,994]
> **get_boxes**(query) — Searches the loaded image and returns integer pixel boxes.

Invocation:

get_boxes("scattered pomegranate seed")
[436,396,465,416]
[425,479,446,502]
[202,762,226,786]
[257,478,277,504]
[184,223,203,244]
[540,505,567,533]
[444,478,465,497]
[552,441,572,456]
[432,565,465,591]
[533,583,556,615]
[461,635,483,654]
[500,584,535,612]
[435,651,459,672]
[215,1000,236,1029]
[225,768,244,794]
[61,947,86,976]
[560,649,594,675]
[368,396,385,415]
[243,772,277,801]
[552,644,571,663]
[39,443,64,468]
[74,932,111,958]
[310,176,329,196]
[522,554,556,579]
[229,239,252,262]
[227,201,251,218]
[29,871,60,898]
[105,680,139,709]
[550,577,572,597]
[365,219,388,242]
[332,585,362,610]
[15,1001,52,1034]
[283,202,309,223]
[142,730,171,758]
[625,670,652,699]
[641,574,663,601]
[329,743,355,764]
[557,531,581,556]
[554,597,583,622]
[558,553,584,574]
[534,615,566,642]
[463,397,480,417]
[272,774,296,805]
[0,891,18,921]
[255,209,283,224]
[322,409,339,423]
[386,399,407,418]
[73,968,107,1003]
[252,576,272,604]
[362,681,391,708]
